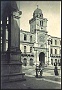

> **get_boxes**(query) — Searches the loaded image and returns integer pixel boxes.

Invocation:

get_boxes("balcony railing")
[50,54,61,58]
[21,52,34,57]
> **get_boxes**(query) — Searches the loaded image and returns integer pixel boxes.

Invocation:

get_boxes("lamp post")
[34,47,37,66]
[35,50,38,77]
[36,50,37,65]
[47,39,51,65]
[33,47,38,77]
[33,26,39,77]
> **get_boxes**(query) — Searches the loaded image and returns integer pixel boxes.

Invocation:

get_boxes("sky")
[17,1,61,38]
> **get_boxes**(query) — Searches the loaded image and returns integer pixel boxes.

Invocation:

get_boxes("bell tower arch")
[29,5,48,34]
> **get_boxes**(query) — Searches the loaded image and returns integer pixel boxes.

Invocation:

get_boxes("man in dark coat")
[54,66,59,76]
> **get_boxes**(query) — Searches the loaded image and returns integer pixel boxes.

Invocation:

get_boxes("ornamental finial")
[37,5,38,9]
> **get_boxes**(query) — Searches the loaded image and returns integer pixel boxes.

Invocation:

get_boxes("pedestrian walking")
[35,64,38,78]
[54,66,59,76]
[39,62,43,77]
[54,62,57,66]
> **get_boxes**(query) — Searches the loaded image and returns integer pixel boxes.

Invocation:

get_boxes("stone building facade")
[1,7,61,66]
[20,7,61,66]
[48,36,61,65]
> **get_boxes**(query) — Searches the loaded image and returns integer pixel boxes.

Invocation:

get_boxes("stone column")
[1,1,25,84]
[2,15,6,52]
[7,15,11,51]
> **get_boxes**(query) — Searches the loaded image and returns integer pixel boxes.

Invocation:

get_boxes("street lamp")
[47,39,52,65]
[33,47,38,77]
[33,47,37,66]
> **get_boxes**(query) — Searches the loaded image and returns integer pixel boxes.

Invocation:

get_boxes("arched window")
[24,34,27,40]
[55,59,57,63]
[24,46,26,53]
[30,58,33,66]
[40,21,43,26]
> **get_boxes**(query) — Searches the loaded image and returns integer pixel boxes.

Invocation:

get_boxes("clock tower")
[29,6,48,46]
[29,6,48,65]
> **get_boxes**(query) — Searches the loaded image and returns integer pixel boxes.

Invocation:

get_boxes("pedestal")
[1,48,26,83]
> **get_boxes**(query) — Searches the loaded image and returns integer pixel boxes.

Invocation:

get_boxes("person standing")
[39,62,43,77]
[54,66,59,76]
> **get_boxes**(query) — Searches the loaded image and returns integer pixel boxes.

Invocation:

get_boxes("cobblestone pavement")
[22,65,61,83]
[22,65,61,76]
[1,75,61,89]
[1,65,61,89]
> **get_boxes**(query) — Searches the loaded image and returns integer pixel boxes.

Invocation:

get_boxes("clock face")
[38,33,45,45]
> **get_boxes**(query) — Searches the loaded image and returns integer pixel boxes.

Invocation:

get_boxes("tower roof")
[33,6,42,14]
[33,6,43,18]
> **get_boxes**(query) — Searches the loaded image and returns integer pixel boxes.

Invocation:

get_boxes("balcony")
[50,54,61,58]
[21,52,34,57]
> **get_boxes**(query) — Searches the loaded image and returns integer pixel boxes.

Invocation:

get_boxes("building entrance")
[39,52,45,64]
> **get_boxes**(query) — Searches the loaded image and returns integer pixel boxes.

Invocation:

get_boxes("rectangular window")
[1,20,2,24]
[55,59,57,63]
[24,46,26,53]
[40,21,41,26]
[30,47,32,53]
[42,20,43,26]
[7,17,9,24]
[55,49,57,54]
[55,40,57,45]
[30,35,32,42]
[51,59,53,65]
[50,48,53,54]
[51,39,52,44]
[58,60,59,64]
[23,58,27,66]
[40,21,43,26]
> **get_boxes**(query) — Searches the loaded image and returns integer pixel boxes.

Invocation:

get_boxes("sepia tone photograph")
[1,1,61,89]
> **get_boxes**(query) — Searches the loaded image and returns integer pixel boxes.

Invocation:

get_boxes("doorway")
[39,52,45,64]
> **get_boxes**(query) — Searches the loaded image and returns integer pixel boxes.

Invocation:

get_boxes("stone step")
[1,73,26,83]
